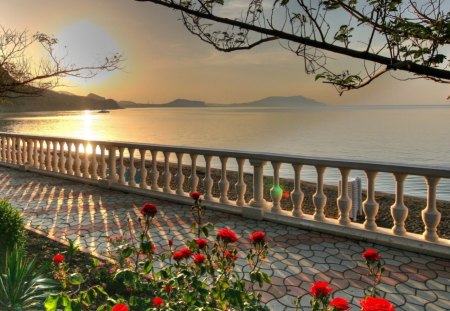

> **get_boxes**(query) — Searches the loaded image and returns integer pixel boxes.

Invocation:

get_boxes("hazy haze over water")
[1,106,450,200]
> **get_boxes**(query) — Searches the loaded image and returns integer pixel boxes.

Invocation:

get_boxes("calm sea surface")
[1,106,450,200]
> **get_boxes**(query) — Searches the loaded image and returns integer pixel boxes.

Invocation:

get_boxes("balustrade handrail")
[1,132,450,178]
[0,131,448,259]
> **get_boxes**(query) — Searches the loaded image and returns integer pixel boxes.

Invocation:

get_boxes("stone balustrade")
[0,132,448,258]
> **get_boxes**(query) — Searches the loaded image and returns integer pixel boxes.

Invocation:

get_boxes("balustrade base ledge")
[264,211,450,259]
[1,162,449,260]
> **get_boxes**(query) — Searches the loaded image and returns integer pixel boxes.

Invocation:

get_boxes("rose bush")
[42,194,396,311]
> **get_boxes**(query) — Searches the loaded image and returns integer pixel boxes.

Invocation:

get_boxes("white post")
[46,140,52,171]
[82,143,90,178]
[33,139,38,168]
[219,156,229,203]
[235,158,247,207]
[189,154,199,192]
[100,145,107,179]
[337,167,352,225]
[203,155,214,201]
[270,161,282,213]
[175,152,185,195]
[108,146,118,183]
[39,140,45,169]
[162,151,172,193]
[118,147,126,184]
[52,140,59,172]
[422,176,441,242]
[17,138,23,165]
[74,143,82,177]
[363,170,379,230]
[391,173,408,236]
[139,149,148,189]
[91,143,98,180]
[11,137,16,164]
[150,150,160,191]
[67,142,74,175]
[291,164,304,217]
[249,159,268,208]
[59,141,66,173]
[128,148,136,186]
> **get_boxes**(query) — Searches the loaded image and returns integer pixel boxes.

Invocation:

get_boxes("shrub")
[0,199,26,255]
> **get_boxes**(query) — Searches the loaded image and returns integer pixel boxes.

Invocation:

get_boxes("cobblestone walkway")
[0,166,449,310]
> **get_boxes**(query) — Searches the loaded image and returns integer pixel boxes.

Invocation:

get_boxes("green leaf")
[121,246,133,258]
[44,295,60,311]
[144,260,153,274]
[68,273,85,285]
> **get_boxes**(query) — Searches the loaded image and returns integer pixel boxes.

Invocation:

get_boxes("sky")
[1,0,449,105]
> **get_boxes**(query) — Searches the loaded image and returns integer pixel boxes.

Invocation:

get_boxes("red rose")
[163,285,173,292]
[224,250,238,262]
[173,247,192,261]
[141,203,157,217]
[217,227,238,243]
[360,297,395,311]
[190,191,201,200]
[196,238,208,249]
[329,297,350,311]
[153,297,164,308]
[282,191,290,200]
[310,281,333,298]
[362,249,381,262]
[111,304,129,311]
[52,253,64,265]
[249,231,266,244]
[168,239,173,246]
[193,253,206,264]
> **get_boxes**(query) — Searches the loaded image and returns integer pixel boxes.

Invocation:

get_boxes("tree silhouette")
[0,26,123,98]
[136,0,449,95]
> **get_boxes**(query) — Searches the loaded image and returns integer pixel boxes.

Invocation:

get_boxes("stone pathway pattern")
[0,166,449,311]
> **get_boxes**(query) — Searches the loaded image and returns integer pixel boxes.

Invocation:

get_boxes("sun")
[54,20,121,86]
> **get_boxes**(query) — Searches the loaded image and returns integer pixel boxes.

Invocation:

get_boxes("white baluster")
[139,149,148,189]
[219,157,229,203]
[6,137,11,163]
[363,170,379,230]
[17,138,22,165]
[11,137,17,164]
[270,161,282,213]
[249,159,268,208]
[0,137,5,161]
[75,143,82,177]
[82,143,90,178]
[108,146,118,182]
[39,140,45,169]
[203,155,214,201]
[150,150,160,190]
[162,151,173,193]
[46,140,52,171]
[33,139,38,167]
[291,164,304,217]
[59,141,66,173]
[52,141,59,172]
[337,168,352,226]
[27,139,33,165]
[189,154,199,192]
[390,173,408,236]
[67,142,74,175]
[175,152,185,195]
[118,147,126,184]
[128,148,136,186]
[235,158,247,207]
[100,145,107,179]
[422,176,441,242]
[313,166,327,221]
[91,143,98,180]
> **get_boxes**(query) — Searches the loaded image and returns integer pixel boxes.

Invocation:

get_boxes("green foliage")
[0,199,26,255]
[0,246,57,310]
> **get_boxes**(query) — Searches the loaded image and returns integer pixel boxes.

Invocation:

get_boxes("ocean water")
[1,105,450,200]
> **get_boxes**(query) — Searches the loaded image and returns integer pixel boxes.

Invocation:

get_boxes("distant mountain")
[0,91,121,113]
[118,99,206,108]
[163,99,205,107]
[232,95,326,107]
